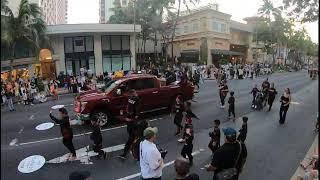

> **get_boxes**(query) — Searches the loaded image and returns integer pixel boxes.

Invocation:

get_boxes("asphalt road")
[1,71,318,180]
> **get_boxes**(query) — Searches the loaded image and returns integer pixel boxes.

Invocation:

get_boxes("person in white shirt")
[140,127,164,180]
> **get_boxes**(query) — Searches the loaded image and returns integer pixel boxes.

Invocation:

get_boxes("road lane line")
[47,144,125,164]
[29,115,34,120]
[18,126,24,134]
[16,118,162,146]
[117,150,201,180]
[9,138,18,146]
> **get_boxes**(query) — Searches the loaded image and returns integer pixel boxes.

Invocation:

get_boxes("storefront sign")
[35,122,54,131]
[18,155,45,173]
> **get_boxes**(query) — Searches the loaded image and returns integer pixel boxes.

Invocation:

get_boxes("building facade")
[7,0,67,25]
[46,24,141,76]
[168,4,253,66]
[99,0,129,23]
[40,0,68,25]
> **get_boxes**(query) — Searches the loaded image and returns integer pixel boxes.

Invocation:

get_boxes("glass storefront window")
[86,37,94,51]
[111,36,121,50]
[112,55,122,71]
[123,56,131,71]
[122,36,130,50]
[101,36,111,50]
[103,55,112,73]
[65,37,73,53]
[89,56,95,75]
[74,37,85,52]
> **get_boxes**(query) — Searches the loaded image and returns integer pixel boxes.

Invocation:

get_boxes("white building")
[47,23,141,75]
[99,0,129,23]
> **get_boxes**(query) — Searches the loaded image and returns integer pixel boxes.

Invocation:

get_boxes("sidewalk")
[290,134,318,180]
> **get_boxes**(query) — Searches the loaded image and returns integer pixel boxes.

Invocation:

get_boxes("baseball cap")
[222,127,237,141]
[69,171,90,180]
[143,127,158,139]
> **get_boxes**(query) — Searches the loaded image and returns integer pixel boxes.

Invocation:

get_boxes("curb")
[290,134,318,180]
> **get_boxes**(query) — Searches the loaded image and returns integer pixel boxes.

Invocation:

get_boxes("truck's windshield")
[103,80,118,94]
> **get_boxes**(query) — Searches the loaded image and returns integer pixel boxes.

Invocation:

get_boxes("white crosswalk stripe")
[47,144,125,164]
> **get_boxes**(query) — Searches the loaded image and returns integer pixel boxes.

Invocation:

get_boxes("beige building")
[168,4,253,66]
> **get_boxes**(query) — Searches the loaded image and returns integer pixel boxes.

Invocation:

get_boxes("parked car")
[74,74,195,126]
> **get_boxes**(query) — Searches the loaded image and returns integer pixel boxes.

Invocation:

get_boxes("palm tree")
[1,0,47,80]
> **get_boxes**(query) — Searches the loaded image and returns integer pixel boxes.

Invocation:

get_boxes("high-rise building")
[7,0,67,25]
[40,0,68,25]
[99,0,129,23]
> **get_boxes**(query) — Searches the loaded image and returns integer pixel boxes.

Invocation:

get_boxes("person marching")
[208,119,221,156]
[267,83,278,112]
[261,78,270,107]
[250,84,260,108]
[49,108,77,160]
[90,118,107,159]
[279,88,291,125]
[237,117,248,143]
[181,126,194,165]
[218,80,229,108]
[119,89,141,159]
[228,91,236,121]
[178,102,199,143]
[172,95,184,136]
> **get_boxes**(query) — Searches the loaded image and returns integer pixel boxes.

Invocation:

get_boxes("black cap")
[69,171,90,180]
[58,107,68,115]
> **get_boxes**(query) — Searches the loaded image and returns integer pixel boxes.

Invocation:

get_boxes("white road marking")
[29,115,34,120]
[9,138,18,146]
[18,127,24,134]
[47,144,125,164]
[17,118,163,146]
[117,150,202,180]
[291,101,300,105]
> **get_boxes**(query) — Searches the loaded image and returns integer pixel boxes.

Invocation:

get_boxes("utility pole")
[133,0,136,70]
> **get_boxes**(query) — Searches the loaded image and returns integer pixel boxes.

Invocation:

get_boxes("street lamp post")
[133,0,136,70]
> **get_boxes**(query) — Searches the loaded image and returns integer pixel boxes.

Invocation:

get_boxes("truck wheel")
[92,110,109,127]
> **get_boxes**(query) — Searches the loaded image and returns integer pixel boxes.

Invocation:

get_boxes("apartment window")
[212,21,219,32]
[220,23,226,33]
[183,25,188,34]
[192,21,199,32]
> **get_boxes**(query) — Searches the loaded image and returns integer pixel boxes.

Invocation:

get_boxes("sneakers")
[118,154,127,160]
[103,152,107,159]
[220,105,225,108]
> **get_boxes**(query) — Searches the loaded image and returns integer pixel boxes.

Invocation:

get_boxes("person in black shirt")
[279,88,291,125]
[218,81,229,108]
[208,119,221,155]
[119,89,141,159]
[174,157,199,180]
[181,125,194,165]
[250,84,259,107]
[267,83,278,111]
[49,108,76,160]
[262,78,270,107]
[237,117,248,143]
[206,127,247,180]
[172,95,184,135]
[228,91,236,121]
[90,119,107,159]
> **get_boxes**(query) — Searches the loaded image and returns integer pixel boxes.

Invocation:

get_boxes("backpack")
[215,141,242,180]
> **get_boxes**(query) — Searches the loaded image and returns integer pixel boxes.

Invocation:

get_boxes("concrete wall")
[50,35,65,74]
[94,34,103,75]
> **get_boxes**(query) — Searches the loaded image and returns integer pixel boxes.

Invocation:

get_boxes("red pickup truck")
[74,74,194,126]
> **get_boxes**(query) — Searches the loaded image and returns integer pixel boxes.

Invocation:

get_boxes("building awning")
[211,49,244,56]
[181,49,199,54]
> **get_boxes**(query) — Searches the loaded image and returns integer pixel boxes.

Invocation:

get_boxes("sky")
[67,0,318,43]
